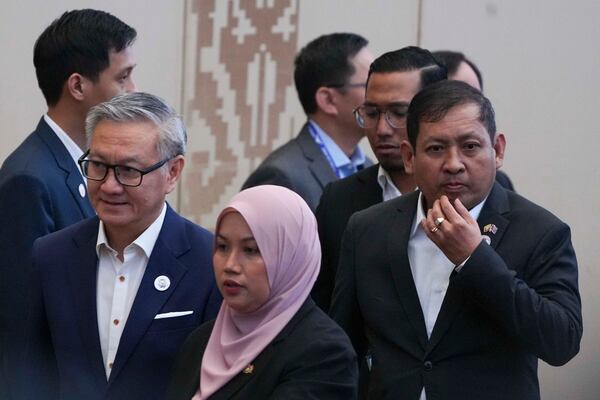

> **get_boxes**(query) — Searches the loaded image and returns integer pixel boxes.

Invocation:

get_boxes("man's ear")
[493,132,506,169]
[314,87,338,116]
[66,73,86,101]
[165,155,185,194]
[400,140,416,174]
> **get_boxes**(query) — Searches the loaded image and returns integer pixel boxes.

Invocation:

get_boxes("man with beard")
[312,47,446,312]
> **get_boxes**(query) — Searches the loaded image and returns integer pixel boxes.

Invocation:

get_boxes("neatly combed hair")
[406,80,496,149]
[433,50,483,91]
[367,46,447,89]
[294,32,368,114]
[34,9,136,106]
[85,92,187,159]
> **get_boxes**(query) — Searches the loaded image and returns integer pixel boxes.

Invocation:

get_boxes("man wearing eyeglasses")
[242,33,374,211]
[313,47,447,312]
[22,92,221,400]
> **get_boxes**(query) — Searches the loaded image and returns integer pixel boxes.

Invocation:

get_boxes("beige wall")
[1,1,597,398]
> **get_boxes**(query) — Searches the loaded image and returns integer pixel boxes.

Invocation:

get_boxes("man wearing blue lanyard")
[242,33,374,211]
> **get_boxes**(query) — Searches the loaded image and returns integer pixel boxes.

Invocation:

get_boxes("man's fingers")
[453,198,475,223]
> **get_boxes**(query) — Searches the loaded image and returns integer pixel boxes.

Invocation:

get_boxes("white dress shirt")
[96,204,167,379]
[43,114,84,180]
[376,165,402,201]
[407,193,485,400]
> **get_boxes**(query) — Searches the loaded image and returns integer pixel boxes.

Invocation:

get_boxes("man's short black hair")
[406,80,496,149]
[367,46,447,90]
[34,9,137,106]
[433,50,483,91]
[294,33,368,115]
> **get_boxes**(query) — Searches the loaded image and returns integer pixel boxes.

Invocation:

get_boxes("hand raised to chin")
[421,195,482,265]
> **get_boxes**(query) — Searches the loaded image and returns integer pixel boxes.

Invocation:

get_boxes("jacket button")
[423,361,433,371]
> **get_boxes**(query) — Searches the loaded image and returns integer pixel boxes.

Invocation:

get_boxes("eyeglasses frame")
[77,150,172,188]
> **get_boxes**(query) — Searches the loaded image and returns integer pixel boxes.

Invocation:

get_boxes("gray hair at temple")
[85,92,187,159]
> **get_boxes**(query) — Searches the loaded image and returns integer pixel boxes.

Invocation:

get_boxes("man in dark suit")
[313,47,447,311]
[0,10,137,397]
[242,33,374,211]
[331,81,582,399]
[23,92,221,400]
[314,47,516,312]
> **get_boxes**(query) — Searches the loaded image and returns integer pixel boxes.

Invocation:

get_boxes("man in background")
[313,46,446,311]
[242,33,374,211]
[0,9,137,397]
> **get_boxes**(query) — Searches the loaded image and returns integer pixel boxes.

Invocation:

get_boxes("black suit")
[313,165,514,312]
[166,298,358,400]
[330,183,582,399]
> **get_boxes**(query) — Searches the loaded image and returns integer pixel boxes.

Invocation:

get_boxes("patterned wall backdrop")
[180,0,302,228]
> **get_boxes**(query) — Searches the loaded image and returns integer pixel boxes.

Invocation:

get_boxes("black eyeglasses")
[77,150,171,187]
[353,105,408,129]
[325,82,367,90]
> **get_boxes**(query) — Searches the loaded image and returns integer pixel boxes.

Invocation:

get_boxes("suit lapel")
[108,207,190,384]
[427,183,510,353]
[69,217,108,391]
[296,124,337,188]
[355,164,383,209]
[35,118,95,218]
[387,192,429,350]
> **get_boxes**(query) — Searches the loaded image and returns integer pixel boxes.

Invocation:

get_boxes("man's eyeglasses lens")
[78,152,171,188]
[353,105,407,129]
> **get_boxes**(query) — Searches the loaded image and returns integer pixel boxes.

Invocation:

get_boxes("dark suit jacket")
[313,166,514,312]
[242,122,371,212]
[166,298,358,400]
[330,183,582,400]
[0,118,95,397]
[22,206,222,400]
[313,164,382,311]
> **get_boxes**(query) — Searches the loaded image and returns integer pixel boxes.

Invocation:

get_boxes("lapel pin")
[482,235,491,245]
[242,364,254,374]
[483,223,498,234]
[154,275,171,292]
[78,183,86,198]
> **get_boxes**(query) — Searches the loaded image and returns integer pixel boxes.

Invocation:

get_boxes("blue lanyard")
[307,123,344,179]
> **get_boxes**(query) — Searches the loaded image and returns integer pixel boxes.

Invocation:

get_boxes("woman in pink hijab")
[166,185,358,399]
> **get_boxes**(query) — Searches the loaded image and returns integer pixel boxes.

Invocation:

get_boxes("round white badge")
[482,235,491,245]
[78,183,86,198]
[154,275,171,291]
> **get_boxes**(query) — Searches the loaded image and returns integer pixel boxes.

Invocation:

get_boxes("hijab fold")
[194,185,320,399]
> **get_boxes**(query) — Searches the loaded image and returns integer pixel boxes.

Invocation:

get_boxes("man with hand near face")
[23,93,221,400]
[331,80,582,399]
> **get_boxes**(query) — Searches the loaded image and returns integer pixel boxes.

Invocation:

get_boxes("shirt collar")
[96,203,168,258]
[308,120,366,169]
[44,114,84,172]
[410,192,487,238]
[377,165,402,200]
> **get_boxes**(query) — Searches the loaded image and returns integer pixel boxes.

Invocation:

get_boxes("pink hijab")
[194,185,321,399]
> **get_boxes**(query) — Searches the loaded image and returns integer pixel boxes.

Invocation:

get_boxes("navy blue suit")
[23,205,222,400]
[0,118,95,397]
